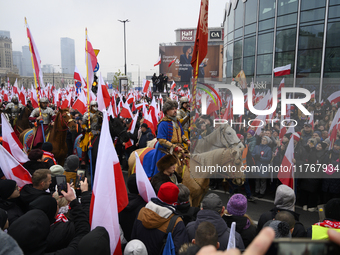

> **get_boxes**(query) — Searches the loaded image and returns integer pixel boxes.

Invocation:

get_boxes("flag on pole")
[327,90,340,105]
[168,58,176,68]
[154,54,161,67]
[278,134,296,189]
[90,110,128,255]
[97,73,111,111]
[227,222,236,250]
[142,79,151,94]
[85,32,98,90]
[135,152,156,202]
[274,64,291,77]
[72,89,87,115]
[0,144,32,189]
[170,81,176,91]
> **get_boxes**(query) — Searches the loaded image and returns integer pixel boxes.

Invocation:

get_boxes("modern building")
[12,51,23,76]
[60,37,75,75]
[42,64,55,74]
[223,0,340,101]
[22,45,33,77]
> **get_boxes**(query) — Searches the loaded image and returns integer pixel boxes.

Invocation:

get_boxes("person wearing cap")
[176,184,199,226]
[0,179,24,226]
[320,139,340,204]
[151,154,182,194]
[257,184,306,237]
[131,182,188,255]
[63,155,79,184]
[251,135,272,198]
[186,193,245,250]
[137,123,154,149]
[263,220,291,238]
[222,194,256,248]
[124,239,148,255]
[300,123,313,146]
[22,149,50,175]
[41,142,57,167]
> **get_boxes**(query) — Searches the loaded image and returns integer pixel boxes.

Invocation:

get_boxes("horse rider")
[177,96,190,145]
[28,97,56,149]
[5,96,24,127]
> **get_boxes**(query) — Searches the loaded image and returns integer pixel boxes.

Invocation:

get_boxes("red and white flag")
[278,78,285,98]
[168,57,176,68]
[170,81,176,91]
[135,152,156,202]
[97,73,111,112]
[72,89,87,115]
[142,79,151,94]
[308,113,314,130]
[278,134,295,189]
[0,144,32,189]
[311,90,315,101]
[329,108,340,134]
[30,85,39,108]
[154,54,161,67]
[19,86,27,105]
[143,111,155,136]
[90,111,128,255]
[1,114,29,164]
[60,93,72,109]
[120,100,133,119]
[85,30,98,90]
[12,79,19,96]
[125,114,138,149]
[273,64,291,77]
[327,90,340,105]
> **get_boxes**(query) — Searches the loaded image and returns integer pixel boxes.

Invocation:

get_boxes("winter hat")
[324,138,331,146]
[50,165,65,176]
[247,130,255,136]
[28,149,44,161]
[0,179,17,200]
[64,155,79,172]
[263,220,291,238]
[141,123,148,129]
[325,198,340,221]
[124,239,148,255]
[41,142,53,152]
[334,140,340,147]
[8,209,50,254]
[314,131,322,138]
[263,136,271,144]
[274,184,295,211]
[201,193,223,213]
[284,133,292,140]
[321,142,328,150]
[78,226,111,255]
[162,100,178,114]
[157,182,179,206]
[29,196,58,225]
[292,132,300,142]
[156,154,177,172]
[127,173,139,195]
[237,134,244,140]
[227,194,247,216]
[0,208,8,230]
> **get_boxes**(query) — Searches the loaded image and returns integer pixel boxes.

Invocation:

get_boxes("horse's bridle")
[57,112,75,131]
[220,125,242,147]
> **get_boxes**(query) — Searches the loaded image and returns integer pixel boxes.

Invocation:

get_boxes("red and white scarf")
[314,220,340,229]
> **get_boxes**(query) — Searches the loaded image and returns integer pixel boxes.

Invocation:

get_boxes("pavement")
[122,170,319,230]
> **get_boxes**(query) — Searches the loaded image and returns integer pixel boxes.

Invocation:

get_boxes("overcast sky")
[1,0,225,84]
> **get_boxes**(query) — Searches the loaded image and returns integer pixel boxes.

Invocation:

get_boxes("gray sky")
[1,0,225,84]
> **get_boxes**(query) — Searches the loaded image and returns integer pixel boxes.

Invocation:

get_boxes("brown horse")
[128,147,245,207]
[15,106,33,136]
[19,108,77,166]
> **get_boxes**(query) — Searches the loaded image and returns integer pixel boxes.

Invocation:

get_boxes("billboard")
[159,45,223,85]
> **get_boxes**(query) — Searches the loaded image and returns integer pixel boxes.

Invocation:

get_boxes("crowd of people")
[0,92,340,255]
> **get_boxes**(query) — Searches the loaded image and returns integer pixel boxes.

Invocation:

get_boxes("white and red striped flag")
[19,86,27,105]
[142,79,151,94]
[170,81,176,91]
[72,89,87,115]
[89,110,128,255]
[97,73,111,111]
[154,54,161,67]
[125,114,138,149]
[120,100,133,119]
[85,30,97,90]
[168,57,176,68]
[278,134,295,189]
[0,144,32,189]
[274,64,291,77]
[1,113,29,164]
[278,78,285,98]
[327,91,340,105]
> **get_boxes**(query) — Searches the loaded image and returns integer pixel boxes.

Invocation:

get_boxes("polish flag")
[111,96,118,117]
[154,54,161,67]
[107,104,114,120]
[72,89,87,115]
[278,78,285,98]
[19,86,27,105]
[274,64,291,77]
[249,115,267,135]
[286,121,295,135]
[120,100,133,119]
[97,73,111,112]
[90,110,128,255]
[148,97,159,132]
[308,113,314,130]
[135,152,156,202]
[168,57,176,68]
[125,114,138,149]
[279,114,287,139]
[30,85,39,108]
[60,93,71,109]
[278,134,295,189]
[85,30,98,89]
[142,79,151,94]
[12,79,19,96]
[329,108,340,134]
[1,114,29,164]
[143,111,155,136]
[327,90,340,105]
[170,81,176,91]
[311,90,315,101]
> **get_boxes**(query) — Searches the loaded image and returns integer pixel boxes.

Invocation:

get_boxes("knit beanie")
[127,174,138,195]
[227,194,247,216]
[157,182,179,205]
[325,198,340,221]
[237,134,244,140]
[50,165,65,177]
[201,193,223,213]
[321,142,328,150]
[274,184,295,211]
[64,155,79,172]
[247,130,255,136]
[263,220,291,238]
[28,149,44,161]
[124,239,148,255]
[284,133,292,140]
[292,132,300,142]
[41,142,53,152]
[0,179,17,200]
[263,136,271,144]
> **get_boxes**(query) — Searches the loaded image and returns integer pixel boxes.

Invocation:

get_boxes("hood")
[124,193,146,212]
[274,184,296,211]
[270,207,300,221]
[138,201,174,229]
[195,210,229,237]
[223,215,250,231]
[78,226,110,255]
[142,128,151,134]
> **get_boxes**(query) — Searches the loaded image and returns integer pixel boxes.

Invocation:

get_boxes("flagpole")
[190,51,199,131]
[85,28,93,188]
[25,17,45,143]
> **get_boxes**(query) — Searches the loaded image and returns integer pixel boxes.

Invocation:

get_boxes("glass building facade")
[224,0,340,101]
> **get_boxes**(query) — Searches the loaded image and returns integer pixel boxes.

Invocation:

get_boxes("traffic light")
[92,74,98,94]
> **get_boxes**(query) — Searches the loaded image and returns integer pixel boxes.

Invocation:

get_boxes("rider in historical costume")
[177,96,190,145]
[28,97,56,149]
[5,96,25,128]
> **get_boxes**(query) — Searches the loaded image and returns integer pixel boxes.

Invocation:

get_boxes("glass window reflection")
[235,1,244,29]
[259,0,276,20]
[301,0,325,11]
[278,0,298,15]
[297,49,322,73]
[259,18,275,31]
[257,54,273,75]
[276,28,297,52]
[235,28,243,39]
[324,48,340,72]
[326,22,340,47]
[244,36,256,57]
[245,0,258,25]
[244,56,255,76]
[299,25,324,50]
[330,0,340,5]
[227,43,234,61]
[226,61,232,78]
[233,59,242,77]
[228,8,234,33]
[234,40,243,59]
[245,24,256,35]
[300,8,325,23]
[277,13,297,27]
[328,5,340,19]
[258,32,274,55]
[275,51,295,70]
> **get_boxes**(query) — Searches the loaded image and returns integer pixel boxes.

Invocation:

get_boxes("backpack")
[159,215,181,255]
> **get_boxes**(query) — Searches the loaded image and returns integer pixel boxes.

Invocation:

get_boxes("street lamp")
[118,19,129,76]
[131,64,140,88]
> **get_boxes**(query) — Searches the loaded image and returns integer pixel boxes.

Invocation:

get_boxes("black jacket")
[0,197,24,226]
[20,184,51,211]
[138,128,154,148]
[151,172,182,194]
[23,161,51,175]
[176,203,199,226]
[257,207,306,237]
[119,193,147,242]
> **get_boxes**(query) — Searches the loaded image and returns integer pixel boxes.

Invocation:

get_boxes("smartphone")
[56,175,67,196]
[76,170,85,188]
[266,239,340,255]
[69,178,74,185]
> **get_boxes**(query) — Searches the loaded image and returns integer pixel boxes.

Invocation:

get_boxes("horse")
[193,124,244,154]
[19,108,77,166]
[15,106,33,136]
[128,146,245,207]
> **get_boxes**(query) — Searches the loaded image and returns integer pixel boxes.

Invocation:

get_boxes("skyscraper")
[12,51,23,76]
[60,37,75,75]
[22,45,33,76]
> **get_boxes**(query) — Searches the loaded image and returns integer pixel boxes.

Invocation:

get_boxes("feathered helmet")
[162,100,178,114]
[40,97,49,103]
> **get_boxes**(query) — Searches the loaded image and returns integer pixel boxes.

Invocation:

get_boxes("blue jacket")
[138,128,154,148]
[251,144,272,178]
